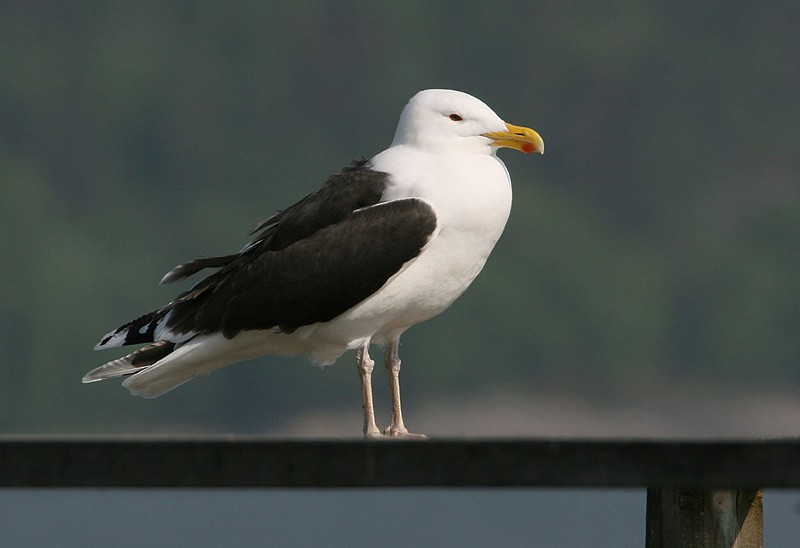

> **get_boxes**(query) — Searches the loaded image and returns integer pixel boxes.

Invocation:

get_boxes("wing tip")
[159,266,182,285]
[94,329,127,350]
[81,374,102,384]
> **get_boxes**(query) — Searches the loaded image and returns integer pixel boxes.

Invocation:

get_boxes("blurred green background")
[2,1,798,436]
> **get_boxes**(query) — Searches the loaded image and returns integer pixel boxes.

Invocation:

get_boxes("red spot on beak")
[521,142,535,154]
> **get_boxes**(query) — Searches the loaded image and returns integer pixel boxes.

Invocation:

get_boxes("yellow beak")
[483,123,544,154]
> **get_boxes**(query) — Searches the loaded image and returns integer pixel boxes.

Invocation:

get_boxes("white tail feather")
[82,355,140,383]
[120,334,254,398]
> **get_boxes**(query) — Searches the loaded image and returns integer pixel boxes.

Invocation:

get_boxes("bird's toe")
[383,426,428,440]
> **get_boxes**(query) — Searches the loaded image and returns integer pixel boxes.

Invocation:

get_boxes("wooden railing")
[2,437,798,547]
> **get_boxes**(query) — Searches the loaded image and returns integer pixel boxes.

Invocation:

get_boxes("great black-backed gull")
[84,89,544,438]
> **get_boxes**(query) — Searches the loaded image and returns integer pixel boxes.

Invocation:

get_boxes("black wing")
[98,160,437,347]
[166,197,437,337]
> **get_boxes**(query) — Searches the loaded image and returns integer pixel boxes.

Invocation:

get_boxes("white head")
[390,89,543,156]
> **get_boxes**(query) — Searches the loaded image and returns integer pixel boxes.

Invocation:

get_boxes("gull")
[84,89,543,438]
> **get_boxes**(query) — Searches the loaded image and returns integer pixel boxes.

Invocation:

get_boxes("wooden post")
[646,488,763,547]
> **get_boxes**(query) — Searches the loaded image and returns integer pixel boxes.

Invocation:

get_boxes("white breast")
[315,146,513,347]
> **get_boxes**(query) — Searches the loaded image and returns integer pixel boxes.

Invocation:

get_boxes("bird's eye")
[448,113,463,122]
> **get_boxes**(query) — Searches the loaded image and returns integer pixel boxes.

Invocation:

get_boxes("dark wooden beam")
[1,437,798,489]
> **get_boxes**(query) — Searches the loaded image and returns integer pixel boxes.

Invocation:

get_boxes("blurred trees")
[1,1,798,431]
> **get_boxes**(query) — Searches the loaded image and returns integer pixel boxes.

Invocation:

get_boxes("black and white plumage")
[85,89,543,438]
